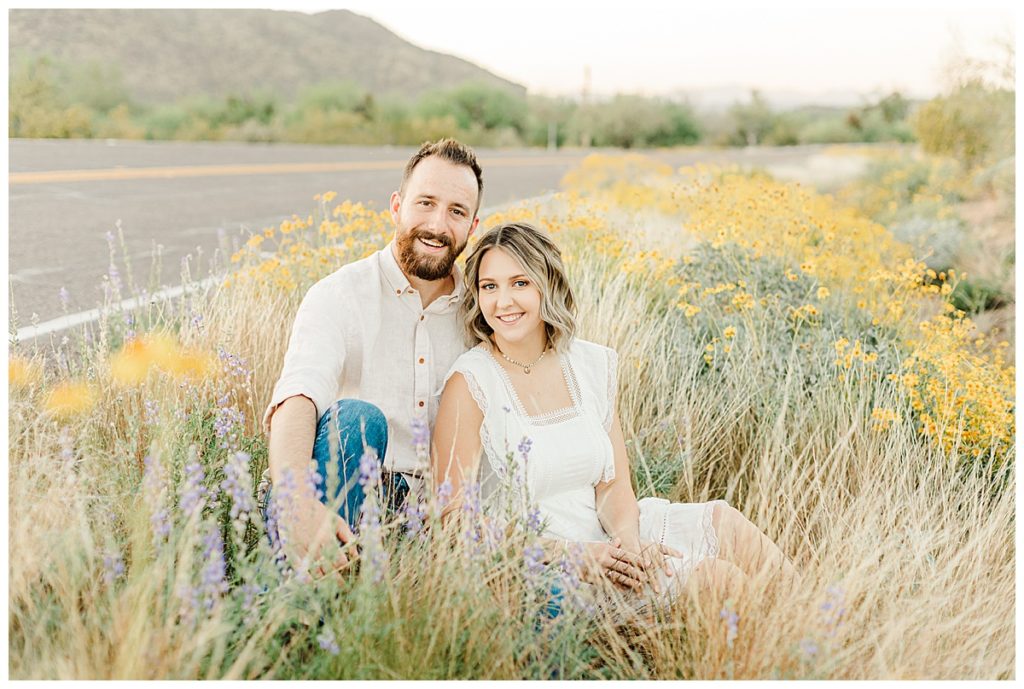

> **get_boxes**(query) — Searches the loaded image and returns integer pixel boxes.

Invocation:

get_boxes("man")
[261,139,482,577]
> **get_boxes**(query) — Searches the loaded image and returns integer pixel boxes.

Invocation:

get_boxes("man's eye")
[418,200,432,206]
[452,208,465,216]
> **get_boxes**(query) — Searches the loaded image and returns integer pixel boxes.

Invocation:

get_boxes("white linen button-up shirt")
[263,242,469,485]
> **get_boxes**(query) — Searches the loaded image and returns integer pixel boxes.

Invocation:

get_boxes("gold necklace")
[494,342,548,374]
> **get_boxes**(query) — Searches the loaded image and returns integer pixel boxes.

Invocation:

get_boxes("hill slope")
[9,8,525,103]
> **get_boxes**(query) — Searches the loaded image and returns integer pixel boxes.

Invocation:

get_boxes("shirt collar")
[380,241,466,305]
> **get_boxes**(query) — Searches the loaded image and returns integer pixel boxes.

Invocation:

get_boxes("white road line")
[12,194,560,343]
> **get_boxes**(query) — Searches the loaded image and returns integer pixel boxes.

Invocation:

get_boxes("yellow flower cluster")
[9,356,43,388]
[833,337,879,369]
[108,332,215,385]
[895,313,1014,459]
[871,407,900,430]
[225,193,392,292]
[44,381,96,419]
[555,153,1012,463]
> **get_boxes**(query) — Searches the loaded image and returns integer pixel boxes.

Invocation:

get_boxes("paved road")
[8,139,863,331]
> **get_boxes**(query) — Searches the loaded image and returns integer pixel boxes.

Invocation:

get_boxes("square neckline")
[477,342,584,426]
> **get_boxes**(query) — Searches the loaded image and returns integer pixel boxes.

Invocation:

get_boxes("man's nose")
[424,205,447,232]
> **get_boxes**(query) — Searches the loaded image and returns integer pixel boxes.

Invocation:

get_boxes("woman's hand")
[579,538,649,592]
[636,540,684,592]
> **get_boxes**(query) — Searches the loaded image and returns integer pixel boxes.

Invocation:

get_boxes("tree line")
[8,52,1013,156]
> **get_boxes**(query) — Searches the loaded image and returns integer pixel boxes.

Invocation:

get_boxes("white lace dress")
[438,338,728,596]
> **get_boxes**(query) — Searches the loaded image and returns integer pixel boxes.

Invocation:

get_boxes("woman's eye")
[514,280,529,287]
[480,283,494,290]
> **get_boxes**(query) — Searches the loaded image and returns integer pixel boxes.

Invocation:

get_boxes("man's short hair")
[400,138,484,214]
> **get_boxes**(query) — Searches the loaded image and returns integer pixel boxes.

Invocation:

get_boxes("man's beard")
[396,228,466,281]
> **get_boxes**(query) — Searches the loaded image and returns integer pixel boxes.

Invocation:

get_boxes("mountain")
[8,8,526,104]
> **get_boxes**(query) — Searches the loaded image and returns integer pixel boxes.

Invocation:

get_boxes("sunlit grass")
[7,148,1014,679]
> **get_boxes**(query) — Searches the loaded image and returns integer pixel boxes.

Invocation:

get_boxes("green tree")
[728,90,776,146]
[417,83,528,135]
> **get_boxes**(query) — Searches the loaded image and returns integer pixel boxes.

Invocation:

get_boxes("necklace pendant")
[524,366,531,374]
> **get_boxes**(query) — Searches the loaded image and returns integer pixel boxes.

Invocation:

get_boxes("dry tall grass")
[7,151,1014,679]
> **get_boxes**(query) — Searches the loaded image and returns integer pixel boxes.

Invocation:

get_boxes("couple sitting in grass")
[260,138,798,610]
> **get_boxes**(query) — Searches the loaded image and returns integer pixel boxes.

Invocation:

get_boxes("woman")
[431,222,799,605]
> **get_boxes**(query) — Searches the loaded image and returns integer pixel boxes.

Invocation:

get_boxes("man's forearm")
[268,395,318,498]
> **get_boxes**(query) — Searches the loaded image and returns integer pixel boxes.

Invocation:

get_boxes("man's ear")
[469,215,480,237]
[389,191,402,224]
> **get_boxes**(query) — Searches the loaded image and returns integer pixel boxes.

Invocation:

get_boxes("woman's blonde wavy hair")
[460,222,577,351]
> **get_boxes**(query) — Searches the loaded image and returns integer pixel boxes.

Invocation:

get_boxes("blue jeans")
[260,399,410,533]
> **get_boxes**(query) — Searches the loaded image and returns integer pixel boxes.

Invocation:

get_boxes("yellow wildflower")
[45,381,95,418]
[9,356,42,388]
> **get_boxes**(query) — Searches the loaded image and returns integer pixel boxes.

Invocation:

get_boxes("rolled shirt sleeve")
[262,281,346,433]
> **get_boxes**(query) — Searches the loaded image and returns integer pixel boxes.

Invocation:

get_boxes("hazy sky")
[277,0,1015,99]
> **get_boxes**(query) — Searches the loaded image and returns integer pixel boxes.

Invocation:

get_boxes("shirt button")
[396,289,401,295]
[419,357,425,364]
[418,401,425,408]
[420,315,425,321]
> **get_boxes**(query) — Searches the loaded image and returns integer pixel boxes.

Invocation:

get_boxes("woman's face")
[476,247,544,347]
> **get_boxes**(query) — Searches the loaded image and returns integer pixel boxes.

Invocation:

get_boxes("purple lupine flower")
[517,436,533,460]
[143,453,171,544]
[220,451,255,522]
[305,462,324,502]
[524,543,545,583]
[264,478,291,571]
[191,312,204,331]
[151,508,172,541]
[462,482,481,517]
[177,584,203,628]
[102,550,126,584]
[317,629,340,656]
[526,507,544,534]
[556,542,593,614]
[358,450,380,488]
[411,416,430,461]
[58,429,75,466]
[799,638,819,658]
[483,519,504,553]
[720,606,739,647]
[59,286,70,308]
[436,480,453,509]
[355,447,389,581]
[403,497,427,537]
[108,263,121,293]
[214,404,245,451]
[199,523,229,609]
[239,582,263,625]
[143,399,159,426]
[180,460,209,519]
[819,585,846,637]
[218,348,252,381]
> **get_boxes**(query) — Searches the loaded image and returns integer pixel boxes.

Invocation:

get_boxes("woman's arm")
[595,408,642,552]
[431,371,485,518]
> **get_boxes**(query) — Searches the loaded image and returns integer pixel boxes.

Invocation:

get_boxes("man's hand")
[279,496,357,580]
[579,538,650,592]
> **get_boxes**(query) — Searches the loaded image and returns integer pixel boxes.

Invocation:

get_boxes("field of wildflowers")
[8,146,1014,679]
